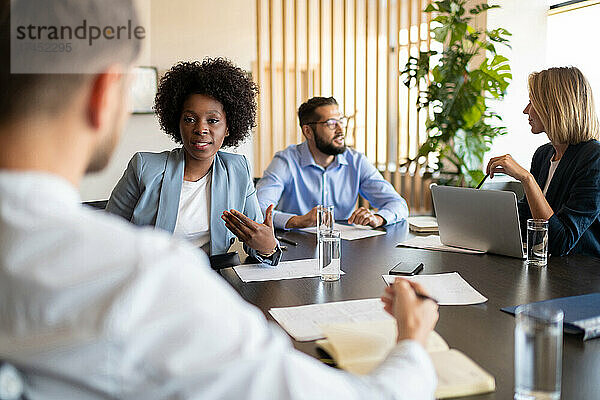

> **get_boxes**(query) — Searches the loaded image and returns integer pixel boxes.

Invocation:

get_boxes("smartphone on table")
[388,262,423,276]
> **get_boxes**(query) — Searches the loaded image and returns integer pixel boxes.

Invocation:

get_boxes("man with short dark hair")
[0,2,437,399]
[257,96,409,229]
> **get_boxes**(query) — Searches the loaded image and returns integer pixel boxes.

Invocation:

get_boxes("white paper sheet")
[299,223,386,241]
[397,235,485,254]
[382,272,488,305]
[233,258,344,282]
[269,298,392,341]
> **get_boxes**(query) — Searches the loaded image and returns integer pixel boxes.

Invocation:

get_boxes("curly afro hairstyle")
[154,57,258,148]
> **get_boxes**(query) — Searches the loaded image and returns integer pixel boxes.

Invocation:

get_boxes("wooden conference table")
[220,221,600,399]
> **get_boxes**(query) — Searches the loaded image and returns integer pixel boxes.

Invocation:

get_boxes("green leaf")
[465,169,485,187]
[469,4,500,15]
[400,51,437,89]
[435,0,455,14]
[482,41,497,54]
[463,97,485,129]
[450,3,462,15]
[450,22,468,44]
[432,24,451,43]
[487,28,512,48]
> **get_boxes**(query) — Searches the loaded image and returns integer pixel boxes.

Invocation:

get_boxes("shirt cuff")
[246,244,282,266]
[375,209,396,226]
[273,210,297,230]
[376,201,409,226]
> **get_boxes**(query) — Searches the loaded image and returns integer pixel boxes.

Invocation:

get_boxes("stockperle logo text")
[16,19,146,46]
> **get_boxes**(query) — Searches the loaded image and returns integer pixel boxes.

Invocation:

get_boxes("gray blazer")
[106,148,269,260]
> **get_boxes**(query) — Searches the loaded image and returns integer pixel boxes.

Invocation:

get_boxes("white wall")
[80,0,256,201]
[485,0,550,171]
[546,5,600,103]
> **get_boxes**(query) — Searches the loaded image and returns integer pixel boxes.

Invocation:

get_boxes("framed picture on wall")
[129,66,158,114]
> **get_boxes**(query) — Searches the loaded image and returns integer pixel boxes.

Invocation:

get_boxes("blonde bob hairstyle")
[528,66,599,144]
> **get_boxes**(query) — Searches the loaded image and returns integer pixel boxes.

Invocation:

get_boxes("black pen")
[385,278,439,305]
[475,173,489,189]
[415,292,439,305]
[276,236,298,246]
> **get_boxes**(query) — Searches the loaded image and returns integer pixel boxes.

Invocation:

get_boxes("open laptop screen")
[431,185,526,259]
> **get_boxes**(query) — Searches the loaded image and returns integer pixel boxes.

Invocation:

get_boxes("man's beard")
[86,81,128,174]
[315,133,346,155]
[86,102,125,173]
[86,124,120,173]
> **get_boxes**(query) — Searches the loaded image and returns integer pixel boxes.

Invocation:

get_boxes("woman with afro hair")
[107,58,280,265]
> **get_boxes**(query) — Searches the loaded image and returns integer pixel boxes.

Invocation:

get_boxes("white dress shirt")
[542,158,560,196]
[0,171,436,400]
[174,174,212,248]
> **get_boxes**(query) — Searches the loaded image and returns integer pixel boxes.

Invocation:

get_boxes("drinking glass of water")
[514,304,563,400]
[527,219,548,267]
[318,230,341,281]
[316,205,334,239]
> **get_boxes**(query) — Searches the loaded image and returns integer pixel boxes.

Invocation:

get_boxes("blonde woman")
[486,66,600,256]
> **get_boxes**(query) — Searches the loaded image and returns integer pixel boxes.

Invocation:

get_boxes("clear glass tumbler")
[527,219,548,267]
[316,205,334,240]
[318,230,341,281]
[514,304,563,400]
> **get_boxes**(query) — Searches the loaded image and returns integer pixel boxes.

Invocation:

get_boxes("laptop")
[431,185,526,258]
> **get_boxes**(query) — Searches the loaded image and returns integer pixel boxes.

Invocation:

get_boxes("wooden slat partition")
[253,0,433,214]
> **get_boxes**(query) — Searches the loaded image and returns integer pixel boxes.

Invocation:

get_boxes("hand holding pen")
[381,278,439,347]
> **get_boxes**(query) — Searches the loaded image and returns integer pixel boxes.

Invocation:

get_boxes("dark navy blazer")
[518,140,600,257]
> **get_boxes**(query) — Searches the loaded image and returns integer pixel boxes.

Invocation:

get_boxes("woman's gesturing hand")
[222,204,278,255]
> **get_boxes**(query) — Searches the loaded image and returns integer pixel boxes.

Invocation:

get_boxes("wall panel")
[254,0,433,213]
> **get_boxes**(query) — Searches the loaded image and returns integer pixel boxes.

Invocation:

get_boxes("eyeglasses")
[306,117,348,130]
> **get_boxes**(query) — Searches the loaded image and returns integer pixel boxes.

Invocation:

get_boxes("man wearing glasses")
[257,96,409,229]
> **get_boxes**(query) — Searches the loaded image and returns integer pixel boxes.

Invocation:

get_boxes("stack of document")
[316,320,496,399]
[407,215,439,234]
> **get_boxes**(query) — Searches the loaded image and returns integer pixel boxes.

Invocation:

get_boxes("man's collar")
[0,170,81,207]
[298,141,315,167]
[298,141,349,168]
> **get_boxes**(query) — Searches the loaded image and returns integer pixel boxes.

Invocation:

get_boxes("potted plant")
[402,0,512,187]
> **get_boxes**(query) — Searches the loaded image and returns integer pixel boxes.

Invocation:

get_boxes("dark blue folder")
[501,293,600,341]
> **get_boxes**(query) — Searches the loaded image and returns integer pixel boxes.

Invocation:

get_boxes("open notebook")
[316,320,495,399]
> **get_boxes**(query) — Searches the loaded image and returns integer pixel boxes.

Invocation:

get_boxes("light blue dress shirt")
[256,142,409,229]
